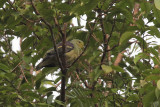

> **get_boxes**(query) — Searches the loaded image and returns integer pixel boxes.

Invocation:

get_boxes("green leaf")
[119,8,133,22]
[101,65,112,74]
[93,67,103,81]
[112,66,124,72]
[134,53,149,64]
[155,0,160,10]
[153,6,160,20]
[126,94,140,101]
[55,100,64,106]
[44,87,56,92]
[140,2,151,16]
[134,36,147,49]
[111,88,118,93]
[157,80,160,90]
[105,101,109,107]
[71,0,99,15]
[36,2,54,21]
[145,75,160,81]
[120,32,135,44]
[63,15,75,23]
[14,25,32,37]
[149,47,159,56]
[143,89,156,107]
[37,103,51,106]
[57,3,72,11]
[0,0,6,7]
[148,26,160,38]
[18,95,27,102]
[35,74,45,89]
[155,88,160,99]
[23,91,39,99]
[140,80,147,87]
[135,18,145,31]
[5,73,16,81]
[21,37,34,51]
[23,56,31,64]
[20,83,33,90]
[0,63,10,72]
[47,95,53,104]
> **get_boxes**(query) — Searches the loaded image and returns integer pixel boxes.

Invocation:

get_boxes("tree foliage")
[0,0,160,107]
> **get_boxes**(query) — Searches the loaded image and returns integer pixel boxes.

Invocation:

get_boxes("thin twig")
[19,65,29,83]
[11,61,23,72]
[55,81,62,88]
[98,9,107,65]
[54,17,66,38]
[75,69,92,89]
[114,51,126,66]
[106,16,116,49]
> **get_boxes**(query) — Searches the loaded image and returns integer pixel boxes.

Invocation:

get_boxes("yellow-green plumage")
[36,39,84,70]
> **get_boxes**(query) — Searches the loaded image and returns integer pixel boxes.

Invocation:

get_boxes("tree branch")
[30,0,68,105]
[54,17,66,38]
[30,0,63,70]
[114,51,125,66]
[106,16,116,49]
[60,25,67,105]
[99,11,107,65]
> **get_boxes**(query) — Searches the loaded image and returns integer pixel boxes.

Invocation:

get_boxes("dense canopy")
[0,0,160,107]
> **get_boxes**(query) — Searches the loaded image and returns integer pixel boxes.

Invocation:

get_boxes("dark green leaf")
[21,37,34,51]
[0,63,10,72]
[47,95,53,104]
[126,94,140,101]
[0,0,6,7]
[143,89,156,107]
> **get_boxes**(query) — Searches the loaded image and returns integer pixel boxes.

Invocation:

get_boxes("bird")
[36,39,84,70]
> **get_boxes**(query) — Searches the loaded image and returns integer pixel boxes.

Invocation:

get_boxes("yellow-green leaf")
[155,0,160,10]
[101,65,112,74]
[105,101,108,107]
[157,79,160,90]
[155,88,160,99]
[119,32,134,44]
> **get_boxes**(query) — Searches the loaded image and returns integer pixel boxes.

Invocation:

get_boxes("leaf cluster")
[1,0,160,107]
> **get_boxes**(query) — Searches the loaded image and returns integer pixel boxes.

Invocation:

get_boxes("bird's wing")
[56,41,74,55]
[43,41,74,59]
[36,41,74,70]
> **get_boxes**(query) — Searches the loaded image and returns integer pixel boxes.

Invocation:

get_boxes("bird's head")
[71,39,84,49]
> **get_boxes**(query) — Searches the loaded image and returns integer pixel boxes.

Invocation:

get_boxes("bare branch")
[11,61,23,72]
[114,51,125,66]
[19,65,29,83]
